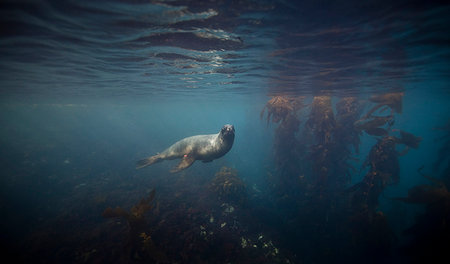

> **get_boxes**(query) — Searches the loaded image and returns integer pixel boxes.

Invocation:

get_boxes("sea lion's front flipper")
[170,155,196,173]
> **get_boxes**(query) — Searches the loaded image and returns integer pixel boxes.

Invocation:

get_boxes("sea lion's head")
[220,124,235,142]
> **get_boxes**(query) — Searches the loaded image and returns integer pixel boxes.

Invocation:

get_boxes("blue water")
[0,0,449,263]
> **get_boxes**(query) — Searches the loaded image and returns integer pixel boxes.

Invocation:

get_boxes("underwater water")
[1,0,449,263]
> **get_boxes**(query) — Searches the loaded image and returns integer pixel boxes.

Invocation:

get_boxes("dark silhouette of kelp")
[260,95,306,191]
[305,96,337,192]
[365,92,404,117]
[260,95,305,125]
[355,114,394,137]
[349,136,400,214]
[335,97,363,154]
[395,167,450,263]
[344,93,422,263]
[210,166,247,205]
[433,120,450,186]
[102,189,168,263]
[260,91,423,263]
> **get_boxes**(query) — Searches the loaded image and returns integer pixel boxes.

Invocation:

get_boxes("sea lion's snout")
[221,124,235,137]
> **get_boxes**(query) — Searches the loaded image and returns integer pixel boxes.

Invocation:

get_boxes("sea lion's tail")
[136,155,162,169]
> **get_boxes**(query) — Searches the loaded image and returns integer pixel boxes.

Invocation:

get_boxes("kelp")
[102,189,167,262]
[394,130,422,155]
[432,120,450,186]
[394,167,449,205]
[103,189,156,220]
[305,95,335,144]
[210,166,247,205]
[349,129,422,213]
[260,95,305,125]
[332,97,364,186]
[349,136,400,213]
[366,92,404,117]
[396,167,450,263]
[354,115,394,137]
[304,96,337,191]
[335,97,363,154]
[261,95,306,187]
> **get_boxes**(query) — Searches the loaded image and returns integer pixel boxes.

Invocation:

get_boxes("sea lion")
[136,124,235,173]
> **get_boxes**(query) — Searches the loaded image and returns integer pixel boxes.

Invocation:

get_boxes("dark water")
[0,0,449,263]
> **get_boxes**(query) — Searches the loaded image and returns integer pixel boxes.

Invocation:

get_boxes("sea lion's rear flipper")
[136,155,162,169]
[170,155,195,173]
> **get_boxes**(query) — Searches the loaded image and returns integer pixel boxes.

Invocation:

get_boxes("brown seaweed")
[102,189,167,262]
[354,115,394,136]
[210,166,247,205]
[260,95,305,125]
[332,97,364,186]
[396,130,422,149]
[304,96,337,191]
[354,115,394,130]
[394,184,449,204]
[392,130,422,156]
[394,167,449,204]
[335,97,363,153]
[261,95,306,188]
[102,189,156,221]
[395,167,450,263]
[364,127,388,136]
[349,136,400,213]
[432,120,450,185]
[305,96,335,144]
[367,92,404,116]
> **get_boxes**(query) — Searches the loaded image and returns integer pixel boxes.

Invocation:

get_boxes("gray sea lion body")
[137,124,235,173]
